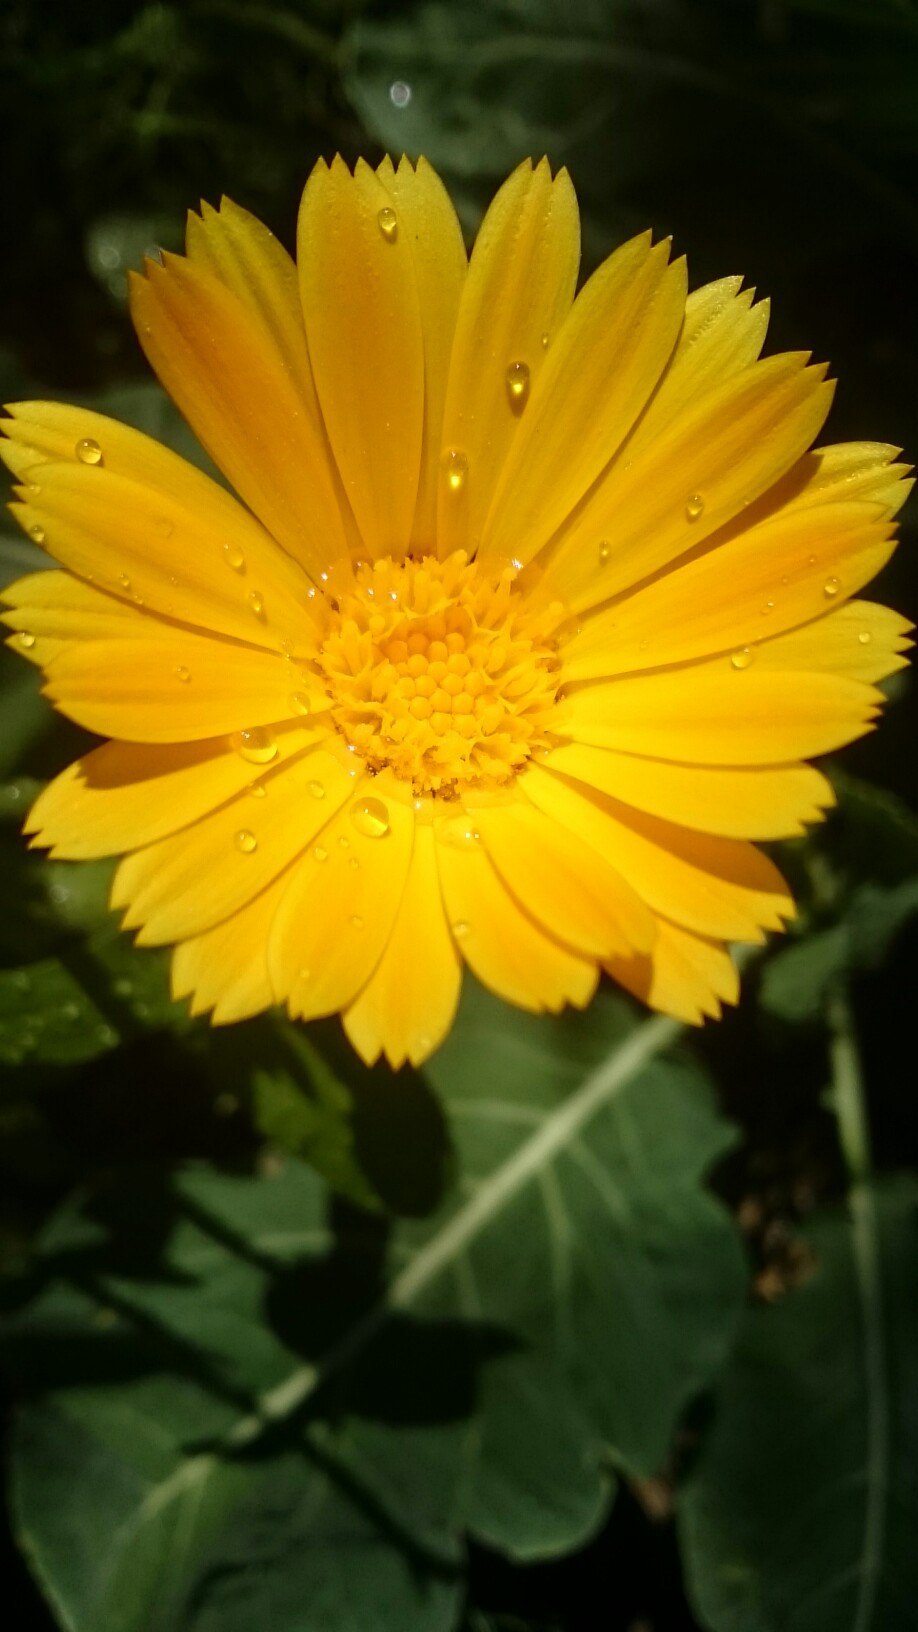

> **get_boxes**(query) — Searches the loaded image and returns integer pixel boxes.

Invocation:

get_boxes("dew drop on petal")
[338,834,350,848]
[598,540,612,566]
[377,206,398,242]
[248,590,266,618]
[540,332,550,349]
[823,577,841,599]
[289,692,311,717]
[248,783,267,799]
[439,816,481,849]
[229,726,278,765]
[29,524,45,543]
[350,914,365,929]
[223,542,245,571]
[685,493,705,522]
[234,829,257,854]
[313,844,328,862]
[308,779,325,799]
[18,630,35,650]
[442,447,468,493]
[75,437,103,466]
[174,665,191,683]
[730,646,754,670]
[350,796,390,838]
[349,856,360,870]
[118,573,131,591]
[505,360,530,410]
[452,920,470,938]
[858,630,872,646]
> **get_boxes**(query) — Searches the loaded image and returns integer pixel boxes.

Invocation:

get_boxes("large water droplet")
[350,796,390,838]
[730,646,754,670]
[234,829,257,854]
[823,577,841,599]
[223,542,245,571]
[443,447,468,493]
[75,437,103,466]
[308,779,325,799]
[230,726,278,765]
[685,493,705,522]
[505,360,530,411]
[377,206,398,242]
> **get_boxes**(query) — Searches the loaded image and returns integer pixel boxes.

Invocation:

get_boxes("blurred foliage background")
[1,2,917,1630]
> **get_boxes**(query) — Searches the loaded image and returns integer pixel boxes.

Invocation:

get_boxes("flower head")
[2,157,911,1066]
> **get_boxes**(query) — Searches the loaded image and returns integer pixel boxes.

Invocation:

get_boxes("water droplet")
[118,573,131,591]
[350,796,390,838]
[18,630,35,650]
[730,646,754,670]
[598,540,612,566]
[443,447,468,493]
[761,599,775,615]
[377,206,398,242]
[230,726,278,765]
[248,590,266,618]
[505,360,530,410]
[313,844,328,862]
[685,493,705,522]
[349,856,360,870]
[289,692,311,717]
[308,780,325,799]
[452,920,470,938]
[858,630,872,646]
[823,577,841,599]
[223,542,245,571]
[248,783,267,798]
[75,437,103,466]
[350,914,365,930]
[338,835,350,849]
[174,665,190,683]
[439,816,481,849]
[234,829,257,854]
[389,79,412,108]
[29,523,45,543]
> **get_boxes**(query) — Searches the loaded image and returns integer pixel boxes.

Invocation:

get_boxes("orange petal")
[605,918,740,1025]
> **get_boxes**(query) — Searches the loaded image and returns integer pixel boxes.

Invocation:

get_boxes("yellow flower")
[2,157,912,1067]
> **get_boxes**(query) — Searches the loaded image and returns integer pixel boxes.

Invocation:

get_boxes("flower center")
[317,551,563,794]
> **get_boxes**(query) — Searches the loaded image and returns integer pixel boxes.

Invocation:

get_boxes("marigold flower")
[2,157,912,1066]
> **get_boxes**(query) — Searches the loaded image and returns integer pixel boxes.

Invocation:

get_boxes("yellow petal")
[8,462,320,654]
[525,763,793,942]
[297,157,425,560]
[562,500,895,680]
[171,870,291,1025]
[111,746,351,944]
[434,823,597,1012]
[463,789,656,959]
[43,629,326,742]
[555,664,880,763]
[2,570,145,668]
[480,234,687,570]
[343,823,461,1068]
[605,918,740,1025]
[623,277,769,459]
[437,159,580,557]
[130,254,350,581]
[268,774,415,1020]
[377,156,468,553]
[540,353,833,610]
[750,598,913,683]
[24,723,319,859]
[543,743,835,840]
[715,440,913,538]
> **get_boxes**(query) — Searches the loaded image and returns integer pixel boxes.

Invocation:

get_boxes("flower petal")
[480,233,687,570]
[714,440,913,538]
[130,254,350,580]
[9,461,321,654]
[171,870,291,1025]
[555,664,881,763]
[437,159,580,558]
[268,774,415,1020]
[343,823,461,1068]
[562,501,895,681]
[543,743,835,840]
[2,570,144,668]
[462,790,656,959]
[111,745,352,944]
[750,598,913,682]
[43,629,326,742]
[605,918,740,1025]
[540,353,833,610]
[297,157,425,561]
[524,763,793,942]
[24,723,319,859]
[434,825,597,1012]
[377,156,468,553]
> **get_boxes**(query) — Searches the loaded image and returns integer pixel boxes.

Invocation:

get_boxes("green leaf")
[760,879,918,1023]
[6,985,747,1627]
[679,1176,918,1632]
